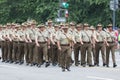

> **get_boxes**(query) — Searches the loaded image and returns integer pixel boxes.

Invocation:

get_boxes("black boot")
[106,65,109,67]
[113,63,117,68]
[66,67,71,71]
[103,63,106,67]
[45,62,50,67]
[37,64,41,68]
[62,67,65,72]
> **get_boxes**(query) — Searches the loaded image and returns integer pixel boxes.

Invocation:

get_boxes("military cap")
[47,19,53,23]
[97,23,102,27]
[6,23,11,26]
[83,23,89,27]
[54,24,59,27]
[16,24,21,28]
[62,25,69,29]
[89,25,95,30]
[59,23,64,26]
[76,23,83,28]
[65,23,69,26]
[28,20,37,25]
[107,24,113,27]
[69,21,76,26]
[37,23,45,28]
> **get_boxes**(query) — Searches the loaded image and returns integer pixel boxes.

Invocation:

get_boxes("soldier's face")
[39,27,44,31]
[84,26,89,30]
[108,27,112,31]
[98,26,102,30]
[63,28,68,32]
[70,25,75,29]
[76,27,82,31]
[48,23,52,26]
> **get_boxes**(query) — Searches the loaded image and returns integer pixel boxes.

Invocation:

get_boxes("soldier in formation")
[0,19,118,72]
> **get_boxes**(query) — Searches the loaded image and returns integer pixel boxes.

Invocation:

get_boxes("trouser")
[95,42,106,65]
[18,41,24,62]
[24,43,29,64]
[28,42,35,64]
[51,44,58,64]
[3,41,8,61]
[48,43,53,62]
[1,41,7,61]
[106,42,116,65]
[7,41,13,61]
[74,43,81,65]
[60,45,71,68]
[36,43,48,64]
[92,47,96,64]
[12,41,18,62]
[81,42,92,65]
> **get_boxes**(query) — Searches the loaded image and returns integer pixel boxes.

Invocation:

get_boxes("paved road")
[0,50,120,80]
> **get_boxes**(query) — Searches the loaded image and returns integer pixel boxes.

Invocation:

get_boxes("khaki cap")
[47,19,53,23]
[69,21,75,26]
[97,23,102,27]
[54,24,59,27]
[89,25,95,29]
[107,24,113,27]
[76,23,83,28]
[6,23,11,26]
[83,23,89,27]
[37,23,45,28]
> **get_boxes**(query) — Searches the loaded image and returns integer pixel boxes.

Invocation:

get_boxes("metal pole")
[113,0,116,28]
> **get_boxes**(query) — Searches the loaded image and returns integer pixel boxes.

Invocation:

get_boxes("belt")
[83,42,90,43]
[108,41,114,43]
[97,42,104,43]
[13,41,18,43]
[19,41,24,43]
[38,42,47,44]
[77,42,81,44]
[61,44,70,46]
[32,40,35,42]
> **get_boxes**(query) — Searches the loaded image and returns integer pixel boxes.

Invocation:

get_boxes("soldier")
[57,24,74,72]
[50,24,60,66]
[1,25,9,63]
[105,24,117,68]
[80,23,94,67]
[24,23,31,65]
[6,23,14,63]
[17,24,26,65]
[0,25,6,62]
[35,24,50,67]
[73,24,83,66]
[26,20,36,66]
[89,25,98,66]
[68,22,77,64]
[12,24,20,64]
[46,19,55,63]
[95,24,106,66]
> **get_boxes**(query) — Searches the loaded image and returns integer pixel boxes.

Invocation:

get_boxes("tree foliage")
[0,0,120,27]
